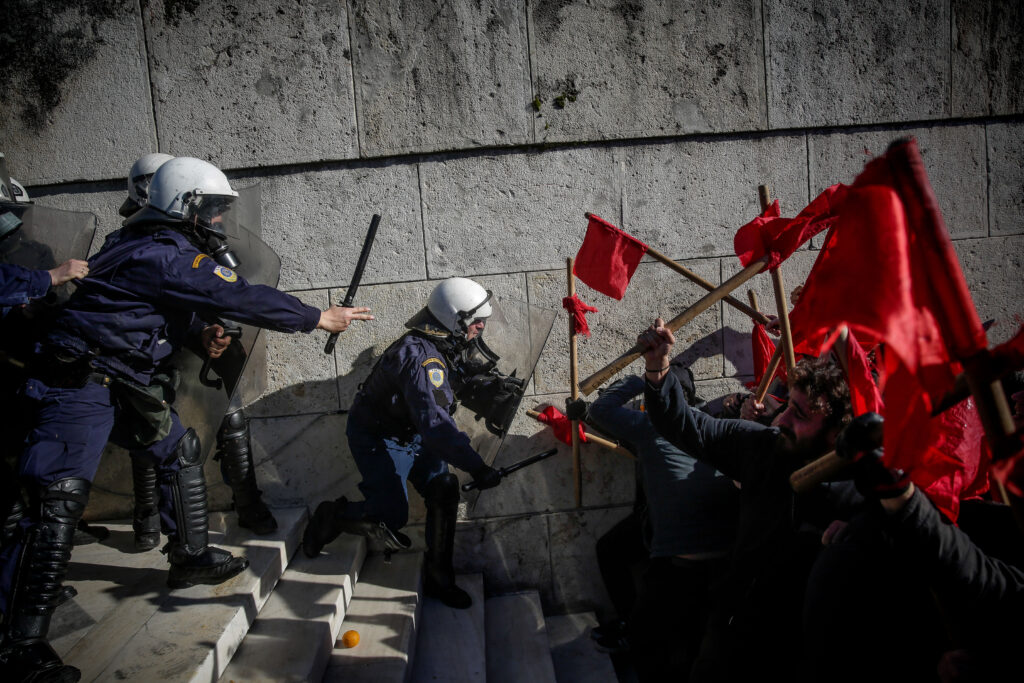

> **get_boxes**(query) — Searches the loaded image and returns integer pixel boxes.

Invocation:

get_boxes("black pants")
[595,511,648,622]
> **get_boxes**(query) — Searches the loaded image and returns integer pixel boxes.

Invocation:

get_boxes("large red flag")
[574,214,648,300]
[781,138,990,521]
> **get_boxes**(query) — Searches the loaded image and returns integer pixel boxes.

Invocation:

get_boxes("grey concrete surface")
[988,122,1024,237]
[0,6,154,184]
[144,0,358,170]
[420,146,620,278]
[453,514,553,601]
[548,507,625,618]
[954,235,1024,347]
[484,591,557,683]
[808,124,989,239]
[547,612,619,683]
[951,0,1024,117]
[412,573,487,683]
[766,0,949,128]
[349,0,533,156]
[528,0,766,142]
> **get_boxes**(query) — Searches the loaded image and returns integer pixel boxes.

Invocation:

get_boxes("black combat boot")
[302,497,411,558]
[216,409,276,535]
[0,477,90,683]
[423,473,471,609]
[162,429,248,589]
[130,457,161,551]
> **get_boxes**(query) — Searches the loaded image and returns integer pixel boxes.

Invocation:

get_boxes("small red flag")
[744,323,786,390]
[536,405,587,446]
[734,185,846,270]
[562,294,598,337]
[574,214,648,300]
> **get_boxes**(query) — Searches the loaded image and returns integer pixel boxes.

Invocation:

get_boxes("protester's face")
[466,318,486,340]
[771,387,833,459]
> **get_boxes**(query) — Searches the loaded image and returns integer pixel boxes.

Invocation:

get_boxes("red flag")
[536,406,587,446]
[745,323,786,390]
[562,294,598,337]
[733,185,846,270]
[782,139,989,521]
[818,328,883,417]
[574,214,648,300]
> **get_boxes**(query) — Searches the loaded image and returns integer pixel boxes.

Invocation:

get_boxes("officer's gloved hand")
[471,464,502,491]
[565,398,589,422]
[837,413,910,499]
[836,412,885,459]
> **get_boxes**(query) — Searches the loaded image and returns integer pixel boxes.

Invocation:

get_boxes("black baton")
[324,213,381,354]
[462,448,559,491]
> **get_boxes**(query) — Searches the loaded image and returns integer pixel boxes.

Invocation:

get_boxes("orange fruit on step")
[341,630,360,648]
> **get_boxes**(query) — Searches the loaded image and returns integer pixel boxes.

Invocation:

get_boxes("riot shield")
[166,183,278,460]
[450,294,556,470]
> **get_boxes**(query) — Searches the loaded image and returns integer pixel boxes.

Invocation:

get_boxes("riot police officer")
[303,277,503,609]
[117,154,278,551]
[0,156,371,682]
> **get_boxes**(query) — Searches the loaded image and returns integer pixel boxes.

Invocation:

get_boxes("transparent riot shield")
[0,202,97,299]
[450,294,556,471]
[165,183,278,460]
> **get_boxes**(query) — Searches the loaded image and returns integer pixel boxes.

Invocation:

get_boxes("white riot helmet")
[427,277,493,337]
[120,152,174,217]
[146,156,238,238]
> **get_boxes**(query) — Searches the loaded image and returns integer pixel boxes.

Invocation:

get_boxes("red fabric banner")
[745,323,785,390]
[562,294,599,337]
[733,185,846,270]
[574,214,648,300]
[536,406,587,446]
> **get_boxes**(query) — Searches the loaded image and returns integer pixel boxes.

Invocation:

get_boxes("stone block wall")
[3,0,1022,618]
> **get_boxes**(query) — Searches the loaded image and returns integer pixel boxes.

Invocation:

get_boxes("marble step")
[50,507,306,682]
[410,573,486,683]
[484,591,557,683]
[546,612,619,683]
[218,533,367,683]
[322,551,424,683]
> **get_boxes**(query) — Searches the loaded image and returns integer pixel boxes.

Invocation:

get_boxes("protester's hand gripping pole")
[525,409,636,461]
[759,185,797,373]
[583,212,770,326]
[324,213,380,355]
[567,258,584,507]
[578,257,769,396]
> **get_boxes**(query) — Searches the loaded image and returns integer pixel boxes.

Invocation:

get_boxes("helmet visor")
[194,195,236,237]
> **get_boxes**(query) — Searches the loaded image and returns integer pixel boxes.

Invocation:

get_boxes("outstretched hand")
[317,305,374,334]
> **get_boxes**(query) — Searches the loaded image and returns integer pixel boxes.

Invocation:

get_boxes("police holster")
[109,370,179,449]
[456,370,526,437]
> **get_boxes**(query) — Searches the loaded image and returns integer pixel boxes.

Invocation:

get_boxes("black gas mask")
[450,337,526,437]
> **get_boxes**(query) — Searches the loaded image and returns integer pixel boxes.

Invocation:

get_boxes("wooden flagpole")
[758,185,797,373]
[525,409,636,461]
[568,258,582,507]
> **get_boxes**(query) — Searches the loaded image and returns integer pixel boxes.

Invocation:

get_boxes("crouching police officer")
[0,157,371,682]
[303,277,505,609]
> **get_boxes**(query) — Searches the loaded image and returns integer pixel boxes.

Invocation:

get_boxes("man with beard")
[637,317,856,683]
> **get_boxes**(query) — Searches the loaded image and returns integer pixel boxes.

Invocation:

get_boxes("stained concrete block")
[527,259,724,398]
[988,122,1024,237]
[721,249,819,377]
[348,0,533,156]
[26,184,125,255]
[420,146,620,278]
[765,0,949,128]
[247,289,339,417]
[951,0,1024,117]
[143,0,357,170]
[453,513,553,603]
[623,135,808,261]
[528,0,766,142]
[808,125,988,239]
[484,591,557,683]
[954,235,1024,346]
[249,413,365,509]
[546,612,619,683]
[0,5,154,184]
[255,164,425,291]
[412,573,486,683]
[695,376,751,405]
[548,507,628,618]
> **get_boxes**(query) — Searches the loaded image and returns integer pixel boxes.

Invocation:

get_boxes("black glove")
[836,412,885,460]
[852,447,911,499]
[471,464,502,491]
[565,398,589,422]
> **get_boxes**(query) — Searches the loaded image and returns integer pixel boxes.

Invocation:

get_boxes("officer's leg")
[1,458,26,551]
[154,426,249,589]
[302,428,413,558]
[129,455,161,551]
[215,408,276,535]
[411,455,470,609]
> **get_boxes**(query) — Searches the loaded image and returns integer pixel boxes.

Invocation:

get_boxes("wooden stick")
[758,185,797,374]
[568,258,582,507]
[789,451,847,493]
[526,409,636,460]
[747,289,759,313]
[754,344,784,404]
[583,212,770,325]
[578,257,769,395]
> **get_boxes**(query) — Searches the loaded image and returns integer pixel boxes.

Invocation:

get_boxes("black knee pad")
[424,472,459,508]
[218,409,247,443]
[174,428,202,467]
[39,477,91,523]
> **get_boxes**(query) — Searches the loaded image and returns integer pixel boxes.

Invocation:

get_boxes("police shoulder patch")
[213,265,238,282]
[421,357,446,369]
[427,367,445,388]
[192,254,209,269]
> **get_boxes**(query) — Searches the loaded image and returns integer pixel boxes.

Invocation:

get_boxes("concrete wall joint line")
[523,0,538,145]
[136,0,160,150]
[760,0,771,130]
[416,161,431,279]
[984,123,991,238]
[344,0,364,159]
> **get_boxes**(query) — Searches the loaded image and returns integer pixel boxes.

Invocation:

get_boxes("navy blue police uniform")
[344,331,485,531]
[0,263,50,311]
[0,224,321,613]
